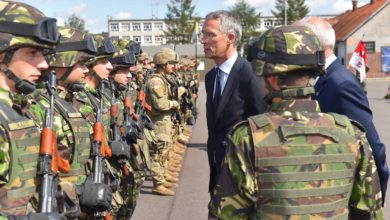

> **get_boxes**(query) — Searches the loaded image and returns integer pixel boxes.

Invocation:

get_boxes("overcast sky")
[19,0,371,33]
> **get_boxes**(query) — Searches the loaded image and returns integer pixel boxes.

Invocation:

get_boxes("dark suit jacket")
[314,58,389,202]
[205,54,266,192]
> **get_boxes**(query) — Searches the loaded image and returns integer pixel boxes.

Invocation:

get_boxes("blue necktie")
[213,68,221,111]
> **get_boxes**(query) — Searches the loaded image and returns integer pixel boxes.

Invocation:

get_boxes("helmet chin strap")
[3,68,37,95]
[1,50,36,94]
[264,76,315,101]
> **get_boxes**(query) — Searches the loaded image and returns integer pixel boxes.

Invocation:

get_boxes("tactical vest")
[248,112,359,219]
[0,101,40,215]
[39,94,91,183]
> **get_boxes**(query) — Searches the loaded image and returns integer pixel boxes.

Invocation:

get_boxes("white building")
[108,15,335,46]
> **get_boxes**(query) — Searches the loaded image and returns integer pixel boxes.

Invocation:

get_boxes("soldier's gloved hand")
[189,80,195,87]
[171,100,180,110]
[80,182,112,209]
[8,213,66,220]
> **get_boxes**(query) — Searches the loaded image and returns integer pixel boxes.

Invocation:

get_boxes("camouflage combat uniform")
[0,89,41,217]
[209,100,384,219]
[209,25,384,220]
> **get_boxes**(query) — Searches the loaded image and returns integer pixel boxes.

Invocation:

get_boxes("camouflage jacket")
[146,72,176,117]
[0,88,41,217]
[209,99,384,220]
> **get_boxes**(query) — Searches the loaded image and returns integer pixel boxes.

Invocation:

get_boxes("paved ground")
[132,79,390,220]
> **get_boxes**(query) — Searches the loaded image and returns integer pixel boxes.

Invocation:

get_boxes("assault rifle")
[134,69,154,136]
[123,82,141,151]
[80,80,113,220]
[109,80,131,175]
[38,71,79,217]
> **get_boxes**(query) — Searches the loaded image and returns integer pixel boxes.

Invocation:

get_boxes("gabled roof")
[328,0,390,42]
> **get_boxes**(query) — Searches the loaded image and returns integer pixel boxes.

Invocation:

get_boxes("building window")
[144,23,152,31]
[110,23,119,32]
[132,23,141,31]
[122,36,130,40]
[155,35,163,44]
[364,41,375,53]
[154,22,163,31]
[144,35,152,44]
[133,36,141,42]
[121,23,130,31]
[264,20,272,27]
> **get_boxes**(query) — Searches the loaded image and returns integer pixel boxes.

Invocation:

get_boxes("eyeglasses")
[200,32,226,40]
[0,17,60,44]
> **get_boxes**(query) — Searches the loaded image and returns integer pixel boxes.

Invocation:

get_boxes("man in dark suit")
[296,16,389,204]
[202,10,266,192]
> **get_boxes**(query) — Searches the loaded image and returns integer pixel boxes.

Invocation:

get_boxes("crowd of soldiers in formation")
[0,1,199,218]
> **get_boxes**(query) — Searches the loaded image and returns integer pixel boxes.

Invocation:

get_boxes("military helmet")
[85,35,115,65]
[153,48,179,65]
[109,42,136,69]
[138,52,150,61]
[247,25,325,77]
[47,27,97,68]
[0,0,60,53]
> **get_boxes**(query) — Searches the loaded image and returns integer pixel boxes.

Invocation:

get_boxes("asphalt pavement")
[132,79,390,220]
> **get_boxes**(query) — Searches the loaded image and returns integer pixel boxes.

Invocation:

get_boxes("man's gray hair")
[295,16,335,51]
[205,10,242,47]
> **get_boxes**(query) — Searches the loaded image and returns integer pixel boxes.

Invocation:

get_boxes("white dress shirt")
[213,52,238,98]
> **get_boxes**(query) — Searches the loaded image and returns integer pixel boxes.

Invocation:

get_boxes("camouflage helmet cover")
[154,47,179,65]
[47,27,95,67]
[248,25,325,77]
[0,0,59,52]
[85,35,115,65]
[138,52,150,61]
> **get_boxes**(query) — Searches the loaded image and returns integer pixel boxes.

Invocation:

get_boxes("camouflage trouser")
[150,141,170,185]
[116,158,145,220]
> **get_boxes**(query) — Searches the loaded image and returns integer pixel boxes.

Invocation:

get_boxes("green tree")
[65,13,88,33]
[272,0,309,24]
[164,0,200,45]
[229,0,261,55]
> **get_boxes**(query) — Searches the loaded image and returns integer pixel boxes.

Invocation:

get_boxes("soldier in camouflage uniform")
[0,1,68,219]
[69,37,128,219]
[108,46,147,218]
[209,26,384,220]
[146,48,186,196]
[30,28,112,219]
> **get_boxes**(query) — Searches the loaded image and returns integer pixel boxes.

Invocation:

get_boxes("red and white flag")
[349,41,367,82]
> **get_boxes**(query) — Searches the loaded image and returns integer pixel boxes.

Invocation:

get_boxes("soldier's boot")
[163,181,178,189]
[173,145,185,154]
[168,165,181,173]
[385,93,390,99]
[184,126,192,133]
[175,142,187,150]
[165,173,179,183]
[166,169,180,178]
[168,161,182,170]
[178,134,189,145]
[169,160,182,168]
[171,153,183,161]
[152,183,175,196]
